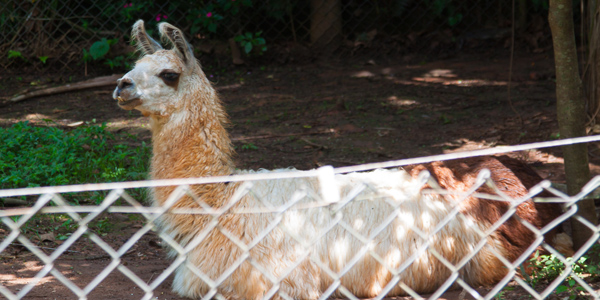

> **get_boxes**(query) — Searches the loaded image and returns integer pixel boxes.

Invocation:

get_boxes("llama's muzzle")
[114,77,135,100]
[113,77,142,109]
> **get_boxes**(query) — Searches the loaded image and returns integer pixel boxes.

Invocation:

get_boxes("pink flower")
[206,12,212,18]
[156,14,161,21]
[123,3,131,8]
[162,14,168,20]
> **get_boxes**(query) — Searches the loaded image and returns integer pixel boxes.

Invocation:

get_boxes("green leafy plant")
[427,0,462,27]
[241,142,258,150]
[234,31,267,55]
[83,38,117,61]
[104,55,134,70]
[38,56,49,64]
[82,38,134,70]
[493,286,514,300]
[121,2,143,22]
[189,0,252,35]
[522,250,600,299]
[0,122,151,203]
[9,213,121,242]
[190,4,224,34]
[8,50,24,60]
[91,217,114,236]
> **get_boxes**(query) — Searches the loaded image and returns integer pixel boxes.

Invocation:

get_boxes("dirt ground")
[1,49,600,299]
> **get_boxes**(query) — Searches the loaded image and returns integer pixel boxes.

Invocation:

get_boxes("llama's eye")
[159,72,180,83]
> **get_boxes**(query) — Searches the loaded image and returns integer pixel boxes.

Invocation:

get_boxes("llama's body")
[114,20,570,299]
[167,168,512,299]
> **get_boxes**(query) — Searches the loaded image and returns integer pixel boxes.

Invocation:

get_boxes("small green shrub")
[234,31,267,55]
[38,56,49,64]
[241,142,258,150]
[82,38,134,70]
[8,50,25,60]
[0,122,151,203]
[87,38,115,60]
[523,248,600,299]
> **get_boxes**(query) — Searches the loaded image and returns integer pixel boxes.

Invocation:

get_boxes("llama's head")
[113,20,209,117]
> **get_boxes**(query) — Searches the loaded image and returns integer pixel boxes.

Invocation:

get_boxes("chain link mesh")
[1,163,599,299]
[1,0,556,73]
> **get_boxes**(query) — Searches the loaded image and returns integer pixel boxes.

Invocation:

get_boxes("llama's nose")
[116,78,134,97]
[117,77,134,89]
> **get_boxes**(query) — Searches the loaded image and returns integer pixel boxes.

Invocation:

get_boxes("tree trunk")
[586,1,600,124]
[549,0,597,251]
[310,0,342,52]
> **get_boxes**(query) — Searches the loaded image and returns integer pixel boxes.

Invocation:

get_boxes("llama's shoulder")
[234,167,423,207]
[234,168,319,207]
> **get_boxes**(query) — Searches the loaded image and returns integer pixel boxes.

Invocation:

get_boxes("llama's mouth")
[116,96,142,109]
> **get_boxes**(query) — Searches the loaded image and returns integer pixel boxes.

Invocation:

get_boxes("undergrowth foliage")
[0,122,150,203]
[519,246,600,299]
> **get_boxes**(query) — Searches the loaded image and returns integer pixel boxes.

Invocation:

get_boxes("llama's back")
[172,168,511,299]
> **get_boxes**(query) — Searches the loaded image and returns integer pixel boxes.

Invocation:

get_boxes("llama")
[113,20,571,299]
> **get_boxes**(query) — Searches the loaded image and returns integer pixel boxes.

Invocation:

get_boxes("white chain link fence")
[2,137,600,300]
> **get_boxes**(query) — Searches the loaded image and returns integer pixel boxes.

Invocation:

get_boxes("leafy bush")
[82,38,134,70]
[0,122,151,203]
[188,0,252,36]
[522,248,600,299]
[234,31,267,55]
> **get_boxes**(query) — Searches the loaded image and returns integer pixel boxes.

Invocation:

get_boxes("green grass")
[0,121,151,204]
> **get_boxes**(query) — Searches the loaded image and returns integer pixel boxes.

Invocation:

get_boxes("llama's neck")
[148,83,237,239]
[149,87,235,182]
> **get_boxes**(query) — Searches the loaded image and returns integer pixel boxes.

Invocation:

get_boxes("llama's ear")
[131,20,163,55]
[158,22,195,65]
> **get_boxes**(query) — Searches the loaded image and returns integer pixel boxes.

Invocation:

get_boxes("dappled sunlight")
[0,273,53,286]
[433,137,567,165]
[423,69,457,78]
[0,260,53,286]
[368,67,510,87]
[103,118,150,131]
[412,77,507,86]
[433,138,500,152]
[411,68,507,86]
[384,96,419,109]
[25,113,52,120]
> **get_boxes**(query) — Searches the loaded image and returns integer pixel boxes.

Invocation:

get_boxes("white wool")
[172,168,501,299]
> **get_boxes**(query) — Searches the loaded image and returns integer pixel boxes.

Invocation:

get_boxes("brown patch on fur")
[403,156,563,263]
[158,69,180,89]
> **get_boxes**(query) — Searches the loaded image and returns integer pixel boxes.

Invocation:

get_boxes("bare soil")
[1,50,600,299]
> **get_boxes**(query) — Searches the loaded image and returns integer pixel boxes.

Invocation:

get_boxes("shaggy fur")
[113,20,570,299]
